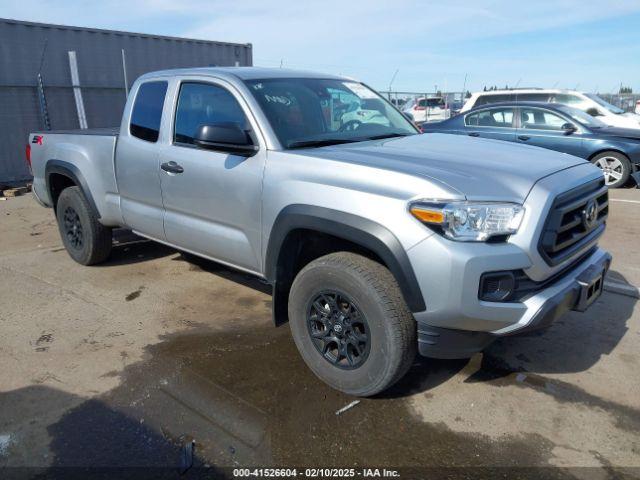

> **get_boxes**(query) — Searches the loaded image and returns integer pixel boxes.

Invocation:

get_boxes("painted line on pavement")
[609,198,640,204]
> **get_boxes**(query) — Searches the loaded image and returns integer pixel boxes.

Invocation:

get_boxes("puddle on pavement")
[40,322,572,474]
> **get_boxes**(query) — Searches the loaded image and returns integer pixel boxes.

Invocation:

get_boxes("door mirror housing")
[561,122,577,135]
[586,108,602,117]
[194,123,258,156]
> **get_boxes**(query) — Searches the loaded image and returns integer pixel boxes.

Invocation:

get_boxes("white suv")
[462,89,640,130]
[403,97,450,123]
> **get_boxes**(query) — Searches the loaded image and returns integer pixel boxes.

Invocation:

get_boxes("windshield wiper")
[287,138,360,149]
[364,132,412,141]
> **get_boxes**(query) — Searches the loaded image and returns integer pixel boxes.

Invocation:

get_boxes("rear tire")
[591,151,631,188]
[288,252,416,397]
[56,186,112,265]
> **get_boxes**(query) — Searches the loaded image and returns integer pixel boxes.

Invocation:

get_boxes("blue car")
[421,102,640,188]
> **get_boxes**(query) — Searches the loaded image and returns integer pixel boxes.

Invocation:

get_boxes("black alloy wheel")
[307,291,370,370]
[63,206,83,249]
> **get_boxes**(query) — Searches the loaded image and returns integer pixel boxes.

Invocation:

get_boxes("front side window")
[174,82,249,145]
[584,93,625,114]
[519,108,566,130]
[130,81,168,142]
[244,78,416,148]
[465,108,514,127]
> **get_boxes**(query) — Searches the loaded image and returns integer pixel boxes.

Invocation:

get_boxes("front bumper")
[414,247,611,359]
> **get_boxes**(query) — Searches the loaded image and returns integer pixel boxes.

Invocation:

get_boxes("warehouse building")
[0,18,253,184]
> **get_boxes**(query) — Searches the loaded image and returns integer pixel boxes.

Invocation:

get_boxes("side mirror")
[561,122,577,135]
[194,123,258,156]
[586,108,601,117]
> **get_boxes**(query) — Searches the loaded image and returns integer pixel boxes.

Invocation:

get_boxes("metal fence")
[0,18,253,184]
[598,94,640,113]
[380,91,467,109]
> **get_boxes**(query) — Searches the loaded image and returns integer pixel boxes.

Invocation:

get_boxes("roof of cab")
[138,67,352,82]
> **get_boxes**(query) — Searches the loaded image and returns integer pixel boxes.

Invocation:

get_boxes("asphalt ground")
[0,189,639,479]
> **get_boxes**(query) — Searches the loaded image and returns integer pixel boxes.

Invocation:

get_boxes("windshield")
[585,93,625,114]
[419,98,444,108]
[556,105,609,128]
[244,78,417,148]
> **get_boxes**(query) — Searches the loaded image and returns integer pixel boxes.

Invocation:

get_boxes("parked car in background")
[27,68,611,396]
[461,89,640,130]
[422,101,640,188]
[403,96,450,123]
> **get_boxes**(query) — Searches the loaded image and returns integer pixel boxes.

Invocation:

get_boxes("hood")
[298,133,587,203]
[622,112,640,121]
[598,127,640,141]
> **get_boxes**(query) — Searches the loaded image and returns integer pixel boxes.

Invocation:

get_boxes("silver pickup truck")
[28,67,611,396]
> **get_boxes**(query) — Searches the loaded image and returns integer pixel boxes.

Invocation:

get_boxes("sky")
[1,0,639,94]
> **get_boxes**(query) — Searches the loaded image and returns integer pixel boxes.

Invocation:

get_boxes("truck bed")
[29,127,122,226]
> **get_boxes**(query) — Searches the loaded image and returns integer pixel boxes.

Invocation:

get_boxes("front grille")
[538,178,608,266]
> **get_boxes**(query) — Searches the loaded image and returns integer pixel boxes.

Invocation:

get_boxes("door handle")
[468,132,480,137]
[518,135,530,141]
[161,161,184,174]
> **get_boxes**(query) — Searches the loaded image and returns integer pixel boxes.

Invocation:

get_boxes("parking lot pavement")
[0,190,639,476]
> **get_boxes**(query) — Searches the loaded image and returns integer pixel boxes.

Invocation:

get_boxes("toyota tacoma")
[27,68,611,396]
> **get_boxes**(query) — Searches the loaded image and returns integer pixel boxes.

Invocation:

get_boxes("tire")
[288,252,416,397]
[55,186,112,265]
[591,151,631,188]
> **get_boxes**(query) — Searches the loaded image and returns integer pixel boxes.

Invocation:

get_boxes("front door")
[516,106,585,157]
[159,80,265,273]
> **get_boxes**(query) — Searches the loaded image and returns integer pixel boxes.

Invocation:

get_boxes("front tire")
[591,151,631,188]
[56,186,112,265]
[288,252,416,396]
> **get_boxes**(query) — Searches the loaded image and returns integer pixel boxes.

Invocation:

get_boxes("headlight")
[410,201,524,241]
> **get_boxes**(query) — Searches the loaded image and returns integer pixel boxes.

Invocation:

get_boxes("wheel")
[288,252,416,396]
[591,151,631,188]
[55,186,112,265]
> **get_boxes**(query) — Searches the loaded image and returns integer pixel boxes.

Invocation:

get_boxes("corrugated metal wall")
[0,18,253,184]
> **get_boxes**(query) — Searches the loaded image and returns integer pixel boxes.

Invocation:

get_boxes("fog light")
[479,272,516,302]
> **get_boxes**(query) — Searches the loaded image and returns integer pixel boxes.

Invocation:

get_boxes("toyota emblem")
[582,200,598,229]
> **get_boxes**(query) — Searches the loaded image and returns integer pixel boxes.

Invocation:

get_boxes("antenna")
[388,69,399,97]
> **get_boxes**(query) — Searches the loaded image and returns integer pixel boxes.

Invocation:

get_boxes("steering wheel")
[339,120,362,132]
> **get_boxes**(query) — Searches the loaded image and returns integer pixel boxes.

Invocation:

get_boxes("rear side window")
[130,81,168,142]
[174,82,248,145]
[475,94,513,107]
[466,108,514,127]
[516,93,550,102]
